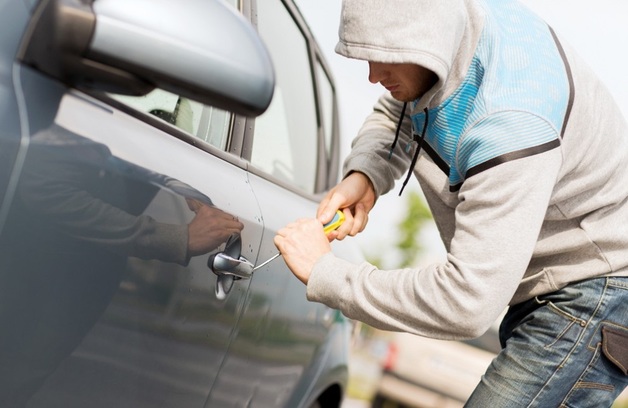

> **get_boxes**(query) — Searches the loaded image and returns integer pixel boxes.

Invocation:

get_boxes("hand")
[274,218,332,284]
[187,203,244,256]
[317,172,376,241]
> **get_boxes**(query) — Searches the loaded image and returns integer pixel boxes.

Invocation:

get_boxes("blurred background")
[293,1,628,407]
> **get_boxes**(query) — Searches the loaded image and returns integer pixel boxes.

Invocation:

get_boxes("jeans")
[466,277,628,408]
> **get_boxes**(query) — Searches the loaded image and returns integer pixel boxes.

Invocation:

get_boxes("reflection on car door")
[0,80,264,407]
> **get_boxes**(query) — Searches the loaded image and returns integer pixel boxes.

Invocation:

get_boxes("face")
[368,62,438,102]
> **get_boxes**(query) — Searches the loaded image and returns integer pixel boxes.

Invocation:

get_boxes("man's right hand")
[317,172,376,241]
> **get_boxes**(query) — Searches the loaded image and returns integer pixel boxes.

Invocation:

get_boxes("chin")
[390,91,412,102]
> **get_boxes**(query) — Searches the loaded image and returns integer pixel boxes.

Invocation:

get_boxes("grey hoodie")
[306,0,628,339]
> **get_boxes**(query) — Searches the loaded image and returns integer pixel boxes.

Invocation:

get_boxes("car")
[0,0,363,407]
[371,324,502,408]
[371,324,628,408]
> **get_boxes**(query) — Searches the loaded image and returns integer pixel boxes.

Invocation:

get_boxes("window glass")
[111,91,231,150]
[316,62,334,161]
[253,0,318,193]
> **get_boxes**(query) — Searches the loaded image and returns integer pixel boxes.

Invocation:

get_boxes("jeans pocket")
[531,296,587,348]
[602,326,628,375]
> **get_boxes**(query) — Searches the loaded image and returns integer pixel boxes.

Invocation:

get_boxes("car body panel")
[0,0,353,406]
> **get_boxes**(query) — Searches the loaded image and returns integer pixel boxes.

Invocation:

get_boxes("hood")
[336,0,485,106]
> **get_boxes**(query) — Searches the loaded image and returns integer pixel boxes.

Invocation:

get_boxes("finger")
[359,212,369,233]
[316,193,332,220]
[326,230,338,242]
[227,224,244,234]
[352,202,369,235]
[333,208,354,240]
[317,192,347,224]
[273,234,284,252]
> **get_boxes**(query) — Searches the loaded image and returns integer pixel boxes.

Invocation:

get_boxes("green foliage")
[396,190,432,267]
[367,254,383,269]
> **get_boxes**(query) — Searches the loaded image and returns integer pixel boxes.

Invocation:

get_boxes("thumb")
[317,193,346,224]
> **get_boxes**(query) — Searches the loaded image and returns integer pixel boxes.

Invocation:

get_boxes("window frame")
[314,55,341,192]
[242,0,340,198]
[91,92,249,169]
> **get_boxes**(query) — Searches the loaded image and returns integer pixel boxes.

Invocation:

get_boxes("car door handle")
[207,233,254,280]
[209,252,253,280]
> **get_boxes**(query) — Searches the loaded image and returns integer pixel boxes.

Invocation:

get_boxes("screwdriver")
[252,210,345,271]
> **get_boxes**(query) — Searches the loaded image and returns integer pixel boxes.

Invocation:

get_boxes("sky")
[294,0,628,267]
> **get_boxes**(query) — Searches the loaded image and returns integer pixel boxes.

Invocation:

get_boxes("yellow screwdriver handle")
[323,210,345,233]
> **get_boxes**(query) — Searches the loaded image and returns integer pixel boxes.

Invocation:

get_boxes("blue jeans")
[466,277,628,407]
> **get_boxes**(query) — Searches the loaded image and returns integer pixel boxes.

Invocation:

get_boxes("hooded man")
[274,0,628,405]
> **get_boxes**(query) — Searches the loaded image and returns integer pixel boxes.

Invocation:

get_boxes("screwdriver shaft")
[252,252,281,271]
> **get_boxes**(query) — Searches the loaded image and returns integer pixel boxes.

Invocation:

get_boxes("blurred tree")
[396,190,432,268]
[366,190,432,269]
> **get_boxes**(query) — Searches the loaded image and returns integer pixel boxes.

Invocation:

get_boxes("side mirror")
[18,0,275,117]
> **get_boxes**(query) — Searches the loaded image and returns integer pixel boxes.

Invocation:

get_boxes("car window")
[111,91,232,150]
[106,0,240,151]
[252,0,318,194]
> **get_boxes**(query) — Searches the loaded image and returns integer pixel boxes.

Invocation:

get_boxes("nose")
[368,62,387,84]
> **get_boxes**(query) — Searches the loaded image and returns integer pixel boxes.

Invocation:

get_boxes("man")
[274,0,628,406]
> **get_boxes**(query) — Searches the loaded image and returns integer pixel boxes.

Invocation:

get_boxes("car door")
[203,1,360,407]
[0,0,273,406]
[1,77,265,408]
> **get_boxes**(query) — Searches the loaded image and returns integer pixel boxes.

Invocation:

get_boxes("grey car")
[0,0,362,406]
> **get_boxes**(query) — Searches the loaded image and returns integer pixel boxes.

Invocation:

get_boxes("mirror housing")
[18,0,275,117]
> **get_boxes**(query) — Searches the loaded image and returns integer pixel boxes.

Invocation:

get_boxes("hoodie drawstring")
[388,102,408,160]
[389,105,429,196]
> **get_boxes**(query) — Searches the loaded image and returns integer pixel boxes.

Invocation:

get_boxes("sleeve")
[307,146,563,340]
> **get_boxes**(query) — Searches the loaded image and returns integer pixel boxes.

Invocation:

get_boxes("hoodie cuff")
[306,252,354,309]
[343,153,395,199]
